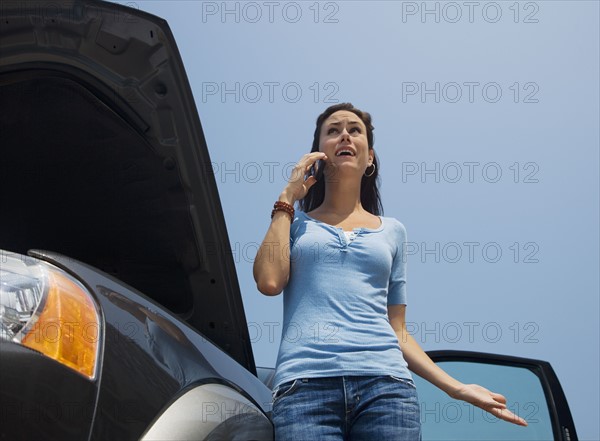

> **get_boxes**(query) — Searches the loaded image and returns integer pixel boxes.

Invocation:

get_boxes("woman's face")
[319,110,373,176]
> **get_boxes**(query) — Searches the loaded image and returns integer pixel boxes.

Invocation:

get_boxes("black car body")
[1,1,271,439]
[0,1,578,440]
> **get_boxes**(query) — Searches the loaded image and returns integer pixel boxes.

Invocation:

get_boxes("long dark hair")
[299,103,383,215]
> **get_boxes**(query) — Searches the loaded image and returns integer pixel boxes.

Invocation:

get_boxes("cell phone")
[310,159,325,180]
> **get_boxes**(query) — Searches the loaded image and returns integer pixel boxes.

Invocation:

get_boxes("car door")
[414,351,577,441]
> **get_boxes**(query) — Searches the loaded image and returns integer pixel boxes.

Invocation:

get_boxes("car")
[0,1,578,440]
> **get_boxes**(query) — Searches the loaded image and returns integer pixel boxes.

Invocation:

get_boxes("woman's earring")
[364,163,376,177]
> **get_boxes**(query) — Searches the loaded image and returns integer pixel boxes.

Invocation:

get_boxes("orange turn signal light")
[22,270,100,379]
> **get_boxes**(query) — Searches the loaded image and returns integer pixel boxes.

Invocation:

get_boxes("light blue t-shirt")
[272,211,412,389]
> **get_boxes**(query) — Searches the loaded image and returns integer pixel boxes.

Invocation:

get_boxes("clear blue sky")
[138,1,598,438]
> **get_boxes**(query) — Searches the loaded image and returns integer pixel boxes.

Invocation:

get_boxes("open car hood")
[0,0,256,372]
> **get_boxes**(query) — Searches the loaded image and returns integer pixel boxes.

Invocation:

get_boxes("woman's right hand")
[255,151,326,296]
[280,152,328,203]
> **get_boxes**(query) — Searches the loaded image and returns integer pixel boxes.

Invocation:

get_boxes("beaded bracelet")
[271,201,295,220]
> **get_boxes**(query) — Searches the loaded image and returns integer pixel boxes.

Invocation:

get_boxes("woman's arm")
[252,191,295,296]
[253,152,327,296]
[388,304,528,426]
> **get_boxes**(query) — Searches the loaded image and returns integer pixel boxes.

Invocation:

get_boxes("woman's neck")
[317,178,364,216]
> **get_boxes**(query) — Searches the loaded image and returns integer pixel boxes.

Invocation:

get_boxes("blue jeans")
[272,376,421,441]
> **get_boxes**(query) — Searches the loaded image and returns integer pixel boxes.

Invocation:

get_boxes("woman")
[253,103,527,440]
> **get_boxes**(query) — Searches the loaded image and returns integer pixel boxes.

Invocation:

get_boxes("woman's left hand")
[388,307,529,428]
[451,383,528,426]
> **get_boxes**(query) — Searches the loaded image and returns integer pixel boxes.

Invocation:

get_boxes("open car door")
[415,351,577,441]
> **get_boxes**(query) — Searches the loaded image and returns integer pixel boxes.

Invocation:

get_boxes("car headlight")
[0,251,100,379]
